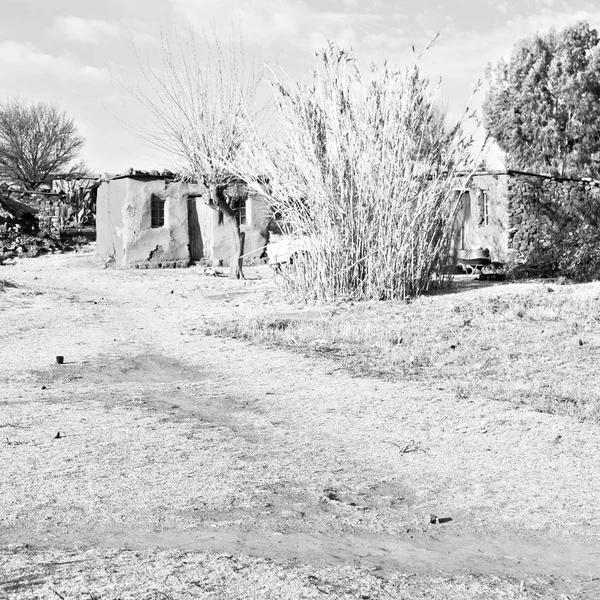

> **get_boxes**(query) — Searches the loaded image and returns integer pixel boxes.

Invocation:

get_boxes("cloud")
[53,15,121,44]
[0,40,109,82]
[166,0,402,52]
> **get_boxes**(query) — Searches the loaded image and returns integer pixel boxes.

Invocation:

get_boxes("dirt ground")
[1,247,599,599]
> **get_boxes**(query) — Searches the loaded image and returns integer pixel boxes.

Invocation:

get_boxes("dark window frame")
[481,190,489,227]
[235,196,247,226]
[151,196,165,228]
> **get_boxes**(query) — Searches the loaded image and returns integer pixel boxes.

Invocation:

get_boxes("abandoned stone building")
[452,170,600,265]
[96,171,272,268]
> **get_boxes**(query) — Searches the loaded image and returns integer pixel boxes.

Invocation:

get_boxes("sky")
[2,0,600,174]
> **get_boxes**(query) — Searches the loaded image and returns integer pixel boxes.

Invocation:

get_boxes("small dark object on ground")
[429,515,453,525]
[325,489,340,502]
[56,355,64,365]
[478,272,506,282]
[54,432,62,439]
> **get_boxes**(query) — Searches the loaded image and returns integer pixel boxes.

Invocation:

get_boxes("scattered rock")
[324,489,340,502]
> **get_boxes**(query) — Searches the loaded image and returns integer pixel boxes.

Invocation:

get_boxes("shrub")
[238,45,479,302]
[511,223,600,281]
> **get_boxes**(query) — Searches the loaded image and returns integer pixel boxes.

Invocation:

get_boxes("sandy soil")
[1,247,599,599]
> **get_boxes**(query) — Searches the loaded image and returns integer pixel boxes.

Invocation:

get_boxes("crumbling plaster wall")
[451,173,510,262]
[96,178,126,264]
[121,178,191,268]
[97,177,195,268]
[465,173,510,261]
[97,175,272,268]
[196,187,272,267]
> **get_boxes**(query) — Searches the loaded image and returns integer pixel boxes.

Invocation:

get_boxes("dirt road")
[1,249,599,599]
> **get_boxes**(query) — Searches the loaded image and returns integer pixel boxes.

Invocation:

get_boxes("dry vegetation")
[205,278,600,422]
[237,45,479,301]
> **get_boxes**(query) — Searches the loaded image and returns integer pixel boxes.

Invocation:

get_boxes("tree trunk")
[207,184,245,280]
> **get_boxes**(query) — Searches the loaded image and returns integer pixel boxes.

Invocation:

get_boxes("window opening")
[151,196,165,228]
[235,196,247,226]
[481,190,489,227]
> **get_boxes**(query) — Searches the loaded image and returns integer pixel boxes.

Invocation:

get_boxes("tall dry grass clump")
[240,45,479,302]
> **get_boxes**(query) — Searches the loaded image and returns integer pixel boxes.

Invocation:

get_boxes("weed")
[206,283,600,421]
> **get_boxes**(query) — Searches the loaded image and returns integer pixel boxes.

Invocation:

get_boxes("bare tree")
[129,29,262,279]
[0,98,85,189]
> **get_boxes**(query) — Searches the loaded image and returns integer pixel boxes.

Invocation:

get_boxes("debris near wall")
[507,172,600,279]
[0,193,54,263]
[0,187,94,264]
[0,193,38,233]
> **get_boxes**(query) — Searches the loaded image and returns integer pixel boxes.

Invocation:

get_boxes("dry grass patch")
[205,282,600,421]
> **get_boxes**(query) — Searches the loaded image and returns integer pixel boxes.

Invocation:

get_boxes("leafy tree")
[0,98,86,189]
[483,21,600,177]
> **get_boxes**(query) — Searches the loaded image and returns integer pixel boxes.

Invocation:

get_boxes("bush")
[510,223,600,281]
[239,45,479,302]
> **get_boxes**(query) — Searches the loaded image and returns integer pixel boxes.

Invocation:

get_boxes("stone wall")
[37,196,64,237]
[506,172,600,261]
[1,190,69,237]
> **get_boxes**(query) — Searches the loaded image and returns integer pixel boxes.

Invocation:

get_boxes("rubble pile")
[0,222,65,263]
[0,188,90,264]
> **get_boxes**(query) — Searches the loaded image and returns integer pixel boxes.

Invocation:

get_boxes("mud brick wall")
[507,173,600,260]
